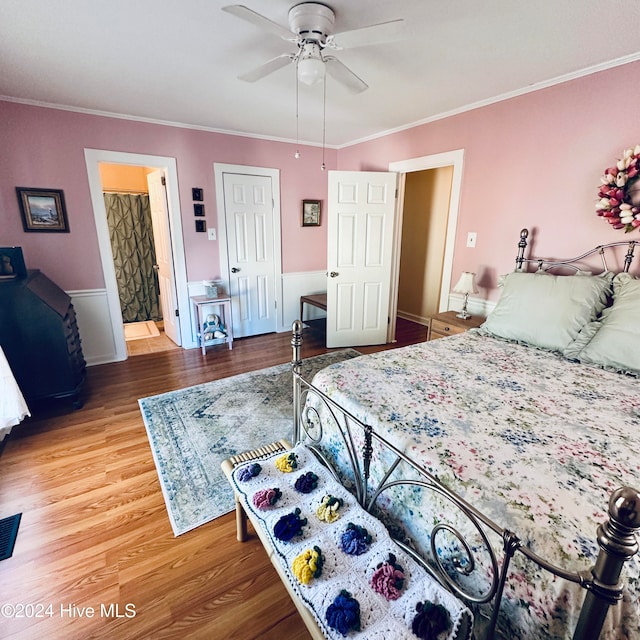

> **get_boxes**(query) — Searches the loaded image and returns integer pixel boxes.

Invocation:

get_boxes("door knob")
[231,267,240,273]
[329,271,339,277]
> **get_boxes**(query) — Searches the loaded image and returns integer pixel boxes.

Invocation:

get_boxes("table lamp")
[452,272,478,319]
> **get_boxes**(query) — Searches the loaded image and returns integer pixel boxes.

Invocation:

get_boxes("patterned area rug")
[139,350,360,536]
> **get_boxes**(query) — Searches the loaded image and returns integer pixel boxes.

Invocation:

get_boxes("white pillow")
[480,271,613,353]
[577,273,640,375]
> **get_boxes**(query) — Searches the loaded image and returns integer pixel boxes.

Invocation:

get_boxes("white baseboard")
[397,310,430,326]
[398,295,494,327]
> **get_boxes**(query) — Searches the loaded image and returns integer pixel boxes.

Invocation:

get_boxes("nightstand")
[190,294,234,354]
[427,310,485,341]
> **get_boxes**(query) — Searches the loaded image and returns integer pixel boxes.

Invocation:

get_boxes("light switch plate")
[207,228,216,241]
[466,232,477,248]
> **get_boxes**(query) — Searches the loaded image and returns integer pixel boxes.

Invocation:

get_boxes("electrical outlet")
[207,228,216,241]
[466,232,477,248]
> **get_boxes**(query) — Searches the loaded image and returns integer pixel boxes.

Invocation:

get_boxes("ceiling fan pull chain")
[295,63,301,159]
[321,72,327,171]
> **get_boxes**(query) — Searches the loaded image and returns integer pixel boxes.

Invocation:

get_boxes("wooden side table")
[427,310,484,341]
[190,294,233,354]
[299,293,327,322]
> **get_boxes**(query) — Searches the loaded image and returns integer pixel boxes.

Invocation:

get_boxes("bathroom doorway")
[99,163,179,357]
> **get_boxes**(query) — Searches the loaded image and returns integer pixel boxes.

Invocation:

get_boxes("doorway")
[396,166,454,325]
[99,163,178,357]
[85,149,191,362]
[388,149,464,341]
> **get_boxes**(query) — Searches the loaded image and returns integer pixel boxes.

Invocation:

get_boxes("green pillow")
[480,271,612,353]
[577,273,640,375]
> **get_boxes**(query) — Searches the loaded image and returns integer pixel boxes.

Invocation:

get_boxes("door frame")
[85,149,191,361]
[387,149,464,340]
[213,163,283,333]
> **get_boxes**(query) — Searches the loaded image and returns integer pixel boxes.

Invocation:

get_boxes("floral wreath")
[596,144,640,232]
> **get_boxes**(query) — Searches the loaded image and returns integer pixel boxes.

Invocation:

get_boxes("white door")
[326,170,398,348]
[222,173,277,337]
[147,170,180,345]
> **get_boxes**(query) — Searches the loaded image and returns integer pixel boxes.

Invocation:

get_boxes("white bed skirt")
[0,346,30,441]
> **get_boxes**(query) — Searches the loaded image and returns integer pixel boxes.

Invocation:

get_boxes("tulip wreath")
[596,144,640,232]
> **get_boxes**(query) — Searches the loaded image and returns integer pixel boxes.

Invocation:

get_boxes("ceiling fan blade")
[329,19,405,49]
[222,5,294,41]
[325,57,368,94]
[238,54,294,82]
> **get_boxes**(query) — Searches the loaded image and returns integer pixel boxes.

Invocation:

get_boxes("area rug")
[139,350,360,536]
[124,320,160,341]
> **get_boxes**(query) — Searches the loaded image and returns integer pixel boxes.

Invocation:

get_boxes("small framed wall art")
[16,187,69,232]
[194,203,205,216]
[192,187,203,201]
[302,200,321,227]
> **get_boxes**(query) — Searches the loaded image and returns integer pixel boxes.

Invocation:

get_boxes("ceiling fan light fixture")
[297,56,325,85]
[297,41,325,86]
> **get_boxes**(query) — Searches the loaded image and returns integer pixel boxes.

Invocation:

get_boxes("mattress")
[306,330,640,639]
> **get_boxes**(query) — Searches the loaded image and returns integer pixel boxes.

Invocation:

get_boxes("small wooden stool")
[221,439,291,541]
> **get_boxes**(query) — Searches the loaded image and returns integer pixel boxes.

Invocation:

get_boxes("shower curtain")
[104,193,161,323]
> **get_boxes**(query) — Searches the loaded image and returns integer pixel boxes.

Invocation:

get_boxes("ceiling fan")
[222,3,405,93]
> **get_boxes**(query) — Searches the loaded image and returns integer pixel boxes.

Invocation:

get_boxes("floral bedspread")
[307,330,640,640]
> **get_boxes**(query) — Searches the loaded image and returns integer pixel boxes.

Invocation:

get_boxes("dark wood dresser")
[0,270,86,407]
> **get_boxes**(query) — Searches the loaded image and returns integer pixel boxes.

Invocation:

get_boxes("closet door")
[222,172,277,337]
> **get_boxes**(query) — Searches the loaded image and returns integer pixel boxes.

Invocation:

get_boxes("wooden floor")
[0,319,426,640]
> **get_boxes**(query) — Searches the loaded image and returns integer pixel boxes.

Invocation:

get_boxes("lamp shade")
[298,57,325,85]
[452,272,478,295]
[297,42,325,86]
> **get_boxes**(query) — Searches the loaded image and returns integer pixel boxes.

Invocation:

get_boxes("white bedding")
[0,345,30,441]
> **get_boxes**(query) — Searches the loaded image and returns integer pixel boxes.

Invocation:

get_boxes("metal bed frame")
[516,227,639,274]
[290,228,640,640]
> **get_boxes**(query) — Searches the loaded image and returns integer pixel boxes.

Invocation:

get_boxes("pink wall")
[338,60,640,300]
[2,60,639,299]
[0,102,333,290]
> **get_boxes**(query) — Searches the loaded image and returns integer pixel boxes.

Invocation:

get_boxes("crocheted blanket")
[231,444,473,640]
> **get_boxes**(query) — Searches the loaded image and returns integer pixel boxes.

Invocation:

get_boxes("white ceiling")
[1,0,639,147]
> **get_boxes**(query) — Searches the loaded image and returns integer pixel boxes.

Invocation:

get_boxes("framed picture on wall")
[302,200,321,226]
[16,187,69,232]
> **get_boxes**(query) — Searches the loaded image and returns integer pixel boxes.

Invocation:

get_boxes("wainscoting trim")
[70,280,493,365]
[67,289,119,366]
[280,271,327,332]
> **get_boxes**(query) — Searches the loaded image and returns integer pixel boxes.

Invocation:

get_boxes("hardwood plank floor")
[0,320,426,639]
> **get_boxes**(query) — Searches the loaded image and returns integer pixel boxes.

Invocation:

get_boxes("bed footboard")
[573,486,640,638]
[291,321,640,640]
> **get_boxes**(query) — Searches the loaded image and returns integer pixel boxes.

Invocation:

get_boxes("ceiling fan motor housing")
[289,2,335,43]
